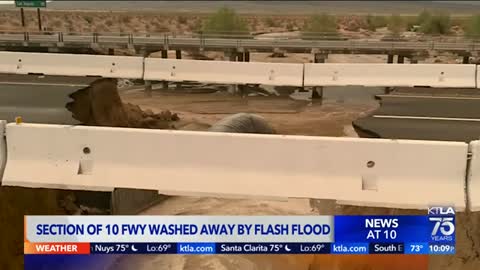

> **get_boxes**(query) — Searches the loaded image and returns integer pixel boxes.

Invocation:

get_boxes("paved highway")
[0,32,478,54]
[2,74,480,142]
[0,74,95,124]
[354,93,480,142]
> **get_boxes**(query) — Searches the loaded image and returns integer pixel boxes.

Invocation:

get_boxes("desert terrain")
[0,7,473,65]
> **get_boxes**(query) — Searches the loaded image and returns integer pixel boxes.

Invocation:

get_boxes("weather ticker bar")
[26,242,455,255]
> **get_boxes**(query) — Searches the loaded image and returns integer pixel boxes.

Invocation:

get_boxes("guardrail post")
[23,32,29,42]
[244,51,250,62]
[58,32,64,43]
[225,50,237,62]
[312,53,327,101]
[237,51,244,62]
[93,33,98,43]
[199,31,205,49]
[387,54,394,64]
[174,49,182,89]
[161,49,169,89]
[163,34,168,50]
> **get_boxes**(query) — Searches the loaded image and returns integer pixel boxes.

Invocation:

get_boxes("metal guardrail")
[0,30,480,52]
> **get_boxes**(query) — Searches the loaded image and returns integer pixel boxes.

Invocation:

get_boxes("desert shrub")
[452,16,469,30]
[121,16,131,24]
[419,13,451,34]
[52,20,62,28]
[264,17,277,27]
[465,15,480,38]
[177,15,188,24]
[302,13,338,39]
[286,22,295,31]
[189,19,203,32]
[387,14,405,35]
[151,21,169,33]
[366,15,387,31]
[416,9,432,25]
[340,15,367,32]
[84,16,93,24]
[201,7,249,38]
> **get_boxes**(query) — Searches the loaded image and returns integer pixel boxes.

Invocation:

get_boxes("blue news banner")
[25,211,456,270]
[85,213,455,255]
[24,207,455,261]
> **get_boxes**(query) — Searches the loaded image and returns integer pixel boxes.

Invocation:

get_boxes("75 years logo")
[428,207,455,242]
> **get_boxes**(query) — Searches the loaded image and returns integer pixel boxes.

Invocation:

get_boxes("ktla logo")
[428,207,455,241]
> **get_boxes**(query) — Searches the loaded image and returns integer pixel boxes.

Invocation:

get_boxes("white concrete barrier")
[0,52,144,79]
[0,51,479,89]
[477,65,480,89]
[304,63,477,88]
[144,58,304,86]
[1,123,468,210]
[468,140,480,211]
[0,121,6,183]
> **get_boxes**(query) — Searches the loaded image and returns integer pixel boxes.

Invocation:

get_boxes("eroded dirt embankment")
[66,78,180,129]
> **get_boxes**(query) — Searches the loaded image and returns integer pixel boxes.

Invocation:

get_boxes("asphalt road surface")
[0,74,97,124]
[3,74,480,142]
[354,93,480,142]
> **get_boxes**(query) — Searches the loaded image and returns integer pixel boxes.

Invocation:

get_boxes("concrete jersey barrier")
[468,140,480,211]
[0,123,469,211]
[478,65,480,89]
[144,58,304,86]
[304,63,478,88]
[0,51,144,79]
[0,51,479,88]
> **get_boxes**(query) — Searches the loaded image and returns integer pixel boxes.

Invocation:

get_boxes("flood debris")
[208,112,276,134]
